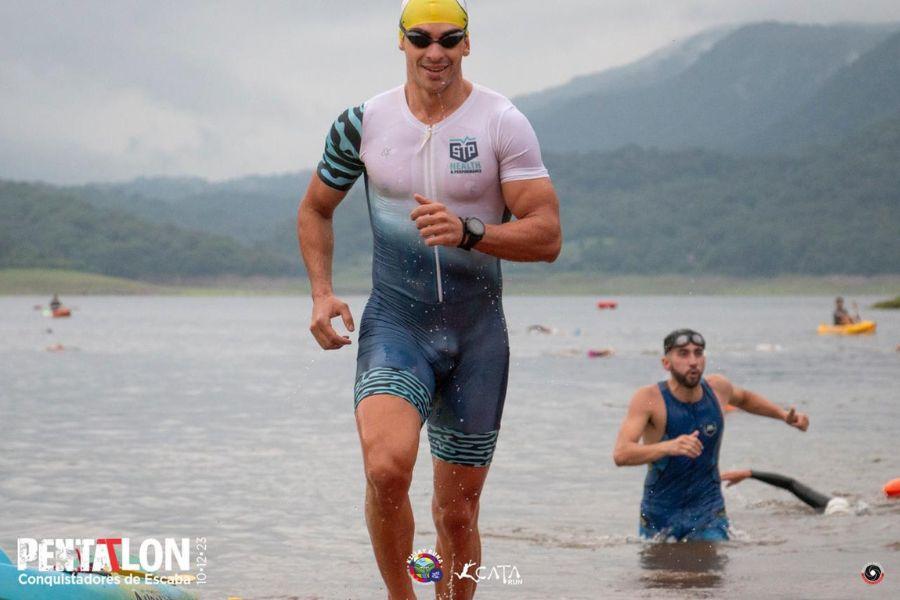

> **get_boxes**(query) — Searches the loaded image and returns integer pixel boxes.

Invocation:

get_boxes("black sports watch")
[457,217,485,251]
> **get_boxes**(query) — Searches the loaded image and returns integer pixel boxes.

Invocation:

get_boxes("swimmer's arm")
[477,178,561,262]
[708,375,808,431]
[750,471,831,510]
[613,389,701,466]
[722,469,831,510]
[613,394,660,466]
[730,386,786,420]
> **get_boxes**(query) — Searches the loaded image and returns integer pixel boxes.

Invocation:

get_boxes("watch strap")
[457,217,470,249]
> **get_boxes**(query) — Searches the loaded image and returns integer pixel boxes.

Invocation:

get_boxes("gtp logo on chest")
[449,136,482,174]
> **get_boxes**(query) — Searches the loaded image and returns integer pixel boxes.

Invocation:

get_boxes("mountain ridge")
[518,21,899,155]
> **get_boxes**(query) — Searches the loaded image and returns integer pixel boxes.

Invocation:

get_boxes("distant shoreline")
[2,268,899,298]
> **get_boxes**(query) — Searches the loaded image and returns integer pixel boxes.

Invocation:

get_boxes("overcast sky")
[2,1,900,184]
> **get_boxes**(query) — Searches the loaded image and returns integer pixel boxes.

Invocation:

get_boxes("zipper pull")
[417,125,433,153]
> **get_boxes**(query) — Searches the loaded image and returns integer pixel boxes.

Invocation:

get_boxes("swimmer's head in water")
[662,329,706,388]
[824,497,851,515]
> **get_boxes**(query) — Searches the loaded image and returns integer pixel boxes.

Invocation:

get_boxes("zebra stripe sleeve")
[316,104,366,191]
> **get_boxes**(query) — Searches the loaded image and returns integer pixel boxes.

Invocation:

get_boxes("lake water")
[1,295,898,599]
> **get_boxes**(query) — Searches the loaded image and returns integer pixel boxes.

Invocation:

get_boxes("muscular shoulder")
[471,85,524,129]
[329,86,403,139]
[358,85,403,119]
[472,84,515,110]
[473,85,548,180]
[705,374,734,403]
[630,384,663,411]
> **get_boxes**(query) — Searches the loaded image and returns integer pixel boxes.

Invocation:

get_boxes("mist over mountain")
[750,28,900,153]
[515,26,736,116]
[518,22,899,155]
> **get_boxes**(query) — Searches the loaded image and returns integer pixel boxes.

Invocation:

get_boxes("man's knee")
[364,449,414,501]
[433,497,479,535]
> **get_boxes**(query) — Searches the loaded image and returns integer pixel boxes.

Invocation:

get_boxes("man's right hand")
[665,431,703,458]
[309,295,355,350]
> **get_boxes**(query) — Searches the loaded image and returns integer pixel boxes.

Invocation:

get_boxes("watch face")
[467,218,485,236]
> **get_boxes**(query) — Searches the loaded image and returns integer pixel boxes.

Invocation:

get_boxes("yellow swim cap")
[399,0,468,41]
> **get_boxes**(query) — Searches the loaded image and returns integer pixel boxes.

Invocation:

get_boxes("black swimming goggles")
[400,25,467,49]
[663,329,706,353]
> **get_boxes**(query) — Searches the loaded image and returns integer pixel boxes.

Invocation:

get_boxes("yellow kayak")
[817,320,877,335]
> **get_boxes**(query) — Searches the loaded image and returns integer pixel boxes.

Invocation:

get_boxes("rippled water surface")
[1,295,898,599]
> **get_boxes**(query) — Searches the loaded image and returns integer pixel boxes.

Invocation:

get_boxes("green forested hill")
[543,115,900,276]
[75,173,308,246]
[0,181,296,278]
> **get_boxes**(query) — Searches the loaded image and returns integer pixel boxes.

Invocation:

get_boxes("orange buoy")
[884,478,900,497]
[596,300,618,309]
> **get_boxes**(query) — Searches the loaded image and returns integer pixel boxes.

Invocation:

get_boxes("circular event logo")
[407,549,443,584]
[861,562,884,585]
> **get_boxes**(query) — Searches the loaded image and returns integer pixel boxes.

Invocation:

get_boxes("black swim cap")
[663,329,706,353]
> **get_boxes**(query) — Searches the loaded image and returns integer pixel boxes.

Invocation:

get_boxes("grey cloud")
[2,0,900,183]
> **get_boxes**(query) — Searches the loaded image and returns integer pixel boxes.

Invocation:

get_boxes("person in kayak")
[612,329,810,541]
[49,293,62,311]
[297,1,561,597]
[833,296,860,325]
[720,469,851,514]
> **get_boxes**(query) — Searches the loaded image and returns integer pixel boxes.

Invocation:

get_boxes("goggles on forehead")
[664,330,706,353]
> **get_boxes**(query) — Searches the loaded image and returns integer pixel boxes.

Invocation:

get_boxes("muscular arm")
[297,176,355,349]
[411,177,561,262]
[708,374,809,431]
[613,388,701,466]
[298,176,346,299]
[475,178,561,262]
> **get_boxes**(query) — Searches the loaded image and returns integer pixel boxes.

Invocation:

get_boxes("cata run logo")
[454,560,523,585]
[407,548,443,584]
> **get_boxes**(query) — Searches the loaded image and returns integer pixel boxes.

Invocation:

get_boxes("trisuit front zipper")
[420,124,444,302]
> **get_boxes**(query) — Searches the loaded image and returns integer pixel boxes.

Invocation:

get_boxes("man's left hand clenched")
[784,407,809,432]
[411,194,464,247]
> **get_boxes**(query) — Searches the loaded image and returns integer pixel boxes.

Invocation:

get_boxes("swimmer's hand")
[309,294,355,350]
[720,469,752,487]
[411,194,465,248]
[665,431,703,459]
[784,407,809,432]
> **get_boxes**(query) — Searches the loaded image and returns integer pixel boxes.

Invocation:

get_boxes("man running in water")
[298,1,561,597]
[612,329,810,541]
